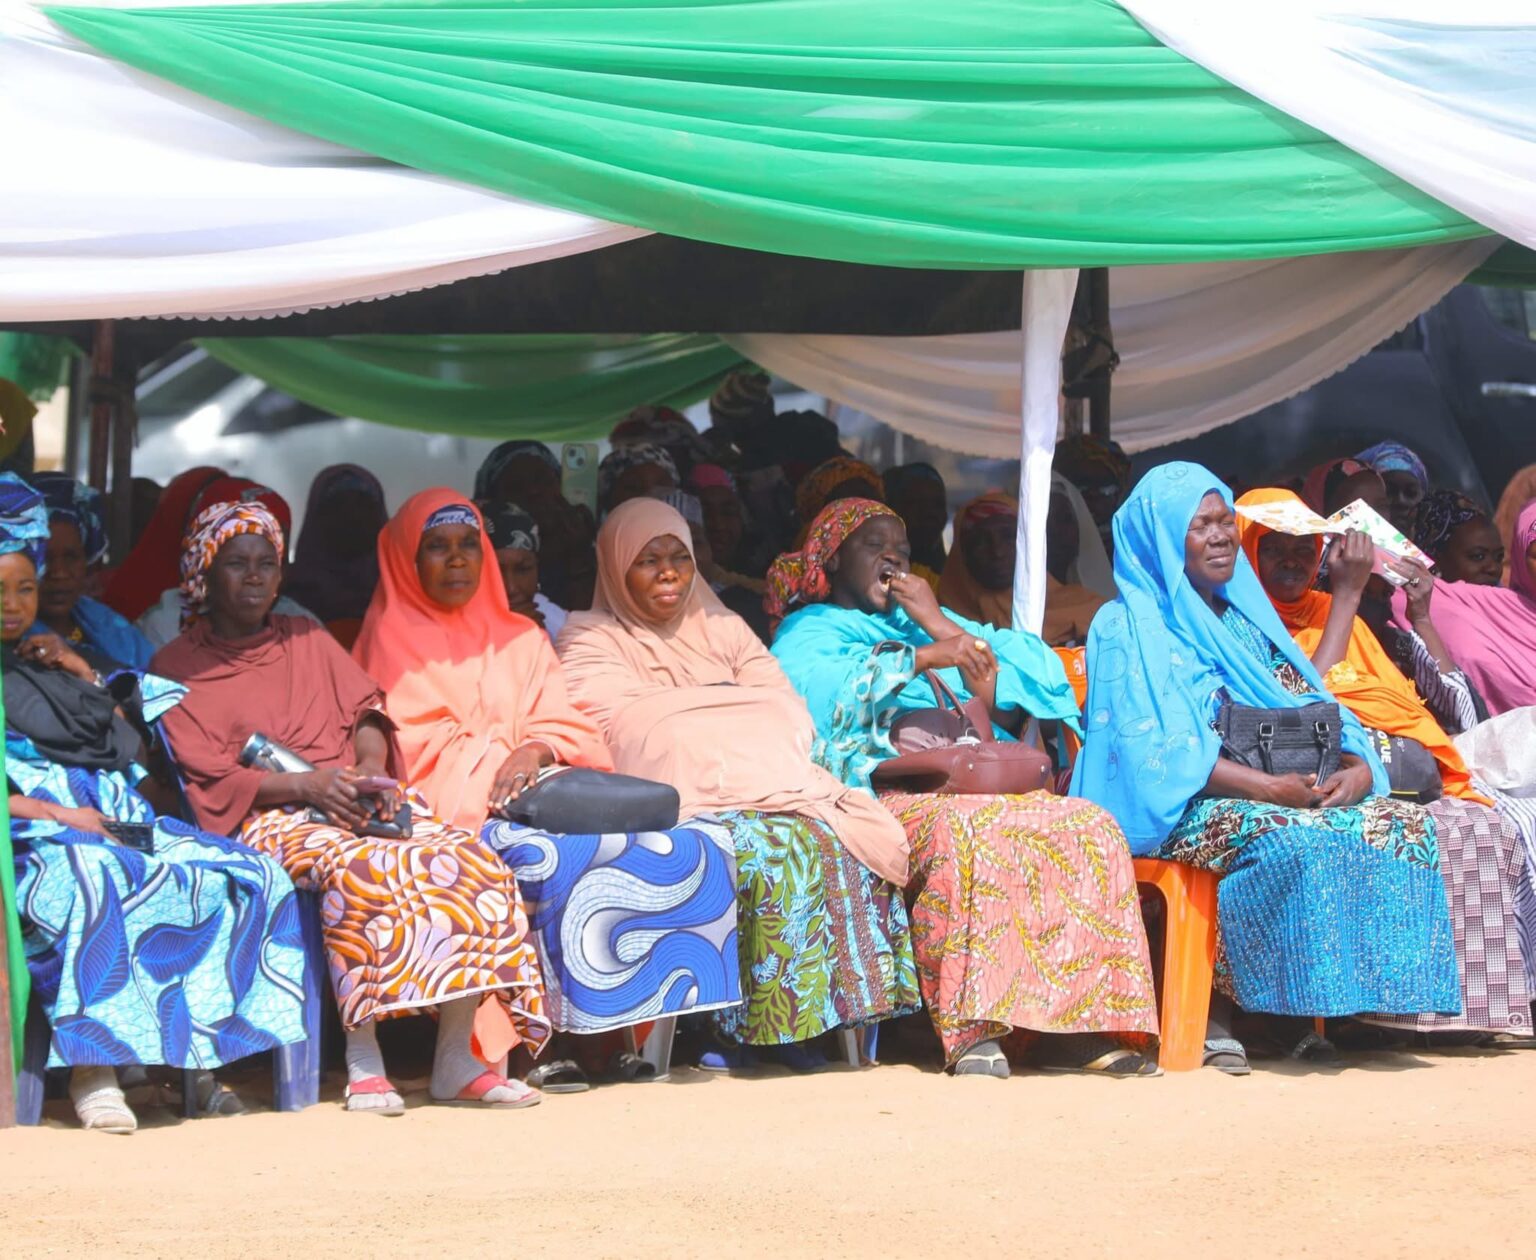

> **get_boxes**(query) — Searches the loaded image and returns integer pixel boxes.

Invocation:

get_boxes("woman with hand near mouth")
[355,490,741,1084]
[769,499,1160,1080]
[1072,464,1459,1073]
[1240,488,1533,1040]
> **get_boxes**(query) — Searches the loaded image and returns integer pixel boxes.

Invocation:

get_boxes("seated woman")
[478,500,567,638]
[1494,464,1536,587]
[1415,491,1506,587]
[1356,441,1429,537]
[352,490,741,1071]
[1239,488,1532,1037]
[0,475,305,1133]
[1072,463,1459,1071]
[769,499,1159,1079]
[937,489,1108,647]
[27,472,153,669]
[598,444,678,517]
[103,466,226,622]
[152,500,549,1114]
[284,463,388,626]
[1392,498,1536,718]
[474,440,597,611]
[555,499,920,1068]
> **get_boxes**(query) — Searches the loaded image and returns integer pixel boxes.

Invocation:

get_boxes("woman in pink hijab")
[555,497,920,1070]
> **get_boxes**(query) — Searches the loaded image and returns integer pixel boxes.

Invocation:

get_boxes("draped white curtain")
[726,238,1496,457]
[1118,0,1536,253]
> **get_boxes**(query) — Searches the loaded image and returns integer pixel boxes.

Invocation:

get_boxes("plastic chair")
[1133,857,1219,1073]
[625,1018,677,1080]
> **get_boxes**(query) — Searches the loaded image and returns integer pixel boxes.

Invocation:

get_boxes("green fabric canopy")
[198,333,745,438]
[50,0,1484,271]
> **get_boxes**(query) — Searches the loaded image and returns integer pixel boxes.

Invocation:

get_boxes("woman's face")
[416,523,483,609]
[1524,536,1536,592]
[0,552,39,643]
[828,515,910,614]
[697,485,744,564]
[609,463,677,511]
[960,515,1017,592]
[1437,518,1505,586]
[1255,531,1320,605]
[39,519,87,624]
[1183,491,1239,594]
[496,546,539,615]
[208,533,281,634]
[1381,471,1425,535]
[623,533,695,622]
[1324,470,1389,519]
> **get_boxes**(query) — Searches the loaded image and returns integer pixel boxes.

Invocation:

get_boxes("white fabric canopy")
[1120,0,1536,252]
[726,238,1495,457]
[0,2,643,320]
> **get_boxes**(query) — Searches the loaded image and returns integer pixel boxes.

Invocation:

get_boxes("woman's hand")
[48,804,114,836]
[1259,772,1325,810]
[1316,756,1374,809]
[1392,557,1437,625]
[490,743,554,816]
[915,633,995,679]
[299,768,372,832]
[352,759,402,821]
[18,634,96,682]
[886,572,959,640]
[1328,530,1376,598]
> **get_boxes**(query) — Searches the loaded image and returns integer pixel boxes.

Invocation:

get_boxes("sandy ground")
[0,1044,1532,1259]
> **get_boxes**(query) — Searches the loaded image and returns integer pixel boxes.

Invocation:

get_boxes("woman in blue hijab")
[0,473,305,1132]
[25,472,153,669]
[1071,462,1459,1070]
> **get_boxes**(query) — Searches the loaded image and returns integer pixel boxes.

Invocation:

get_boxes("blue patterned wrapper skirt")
[1160,794,1461,1017]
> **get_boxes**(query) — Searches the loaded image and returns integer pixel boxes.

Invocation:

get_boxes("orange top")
[352,487,611,830]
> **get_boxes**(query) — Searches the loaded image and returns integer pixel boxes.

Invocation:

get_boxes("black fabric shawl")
[2,645,140,773]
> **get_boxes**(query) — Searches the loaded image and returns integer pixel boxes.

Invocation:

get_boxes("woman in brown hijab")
[555,498,919,1069]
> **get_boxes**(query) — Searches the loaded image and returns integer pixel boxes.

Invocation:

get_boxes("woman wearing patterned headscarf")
[597,443,678,516]
[153,498,553,1115]
[474,440,597,612]
[0,474,306,1133]
[1415,491,1506,586]
[479,499,566,637]
[769,499,1159,1079]
[1053,433,1132,554]
[1357,441,1430,536]
[25,472,153,669]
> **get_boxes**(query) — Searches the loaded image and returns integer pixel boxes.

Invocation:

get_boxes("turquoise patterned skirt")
[1160,794,1460,1017]
[713,811,920,1046]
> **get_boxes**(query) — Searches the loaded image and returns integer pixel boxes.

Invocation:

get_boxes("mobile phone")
[353,776,399,796]
[561,443,600,515]
[104,820,154,852]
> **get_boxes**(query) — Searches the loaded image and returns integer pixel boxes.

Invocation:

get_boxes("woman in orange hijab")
[355,489,743,1078]
[555,498,918,1069]
[1237,487,1534,1038]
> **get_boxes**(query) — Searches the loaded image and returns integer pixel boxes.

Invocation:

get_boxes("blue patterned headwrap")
[0,472,52,576]
[30,472,108,565]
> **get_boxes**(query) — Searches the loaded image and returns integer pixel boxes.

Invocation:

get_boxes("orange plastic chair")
[1133,858,1219,1072]
[1053,646,1088,709]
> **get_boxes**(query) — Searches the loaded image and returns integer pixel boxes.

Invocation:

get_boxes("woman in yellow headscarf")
[1237,487,1533,1039]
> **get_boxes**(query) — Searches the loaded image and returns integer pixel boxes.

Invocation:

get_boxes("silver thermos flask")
[239,732,317,775]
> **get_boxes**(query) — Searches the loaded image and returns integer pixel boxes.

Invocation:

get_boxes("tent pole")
[86,320,115,493]
[1011,269,1080,635]
[1086,268,1112,442]
[108,339,138,563]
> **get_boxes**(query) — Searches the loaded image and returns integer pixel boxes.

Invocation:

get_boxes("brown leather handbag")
[870,669,1055,796]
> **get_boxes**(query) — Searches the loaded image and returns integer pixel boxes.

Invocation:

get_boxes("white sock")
[430,996,497,1099]
[345,1021,389,1084]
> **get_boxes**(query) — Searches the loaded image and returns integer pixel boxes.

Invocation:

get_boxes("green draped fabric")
[198,334,745,439]
[1468,242,1536,290]
[50,0,1484,270]
[0,333,75,400]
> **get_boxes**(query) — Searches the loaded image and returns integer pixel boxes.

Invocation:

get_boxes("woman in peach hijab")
[1237,487,1533,1037]
[355,490,743,1076]
[556,498,919,1069]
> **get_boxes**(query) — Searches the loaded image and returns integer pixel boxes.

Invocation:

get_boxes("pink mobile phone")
[353,776,398,795]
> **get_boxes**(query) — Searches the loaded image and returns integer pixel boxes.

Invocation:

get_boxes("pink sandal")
[433,1070,541,1109]
[345,1074,405,1116]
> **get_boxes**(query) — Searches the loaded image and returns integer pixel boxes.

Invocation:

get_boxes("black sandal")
[527,1059,591,1094]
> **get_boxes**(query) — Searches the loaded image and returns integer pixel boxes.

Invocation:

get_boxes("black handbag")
[1367,730,1443,803]
[497,767,680,834]
[1216,701,1342,784]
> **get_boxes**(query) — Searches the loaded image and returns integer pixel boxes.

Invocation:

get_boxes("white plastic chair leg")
[637,1016,676,1080]
[839,1029,861,1066]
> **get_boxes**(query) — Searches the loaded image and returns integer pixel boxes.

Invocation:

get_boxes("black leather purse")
[497,767,681,834]
[1367,730,1443,803]
[1216,701,1342,784]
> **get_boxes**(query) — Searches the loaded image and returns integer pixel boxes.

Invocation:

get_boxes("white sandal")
[70,1067,138,1134]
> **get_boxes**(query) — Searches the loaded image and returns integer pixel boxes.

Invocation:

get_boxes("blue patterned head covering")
[1069,461,1385,852]
[0,472,52,576]
[29,472,108,565]
[1356,441,1429,494]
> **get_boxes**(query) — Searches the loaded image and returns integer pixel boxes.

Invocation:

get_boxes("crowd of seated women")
[4,370,1535,1133]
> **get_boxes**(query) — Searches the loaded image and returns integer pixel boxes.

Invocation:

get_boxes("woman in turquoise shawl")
[1070,462,1459,1070]
[770,498,1159,1080]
